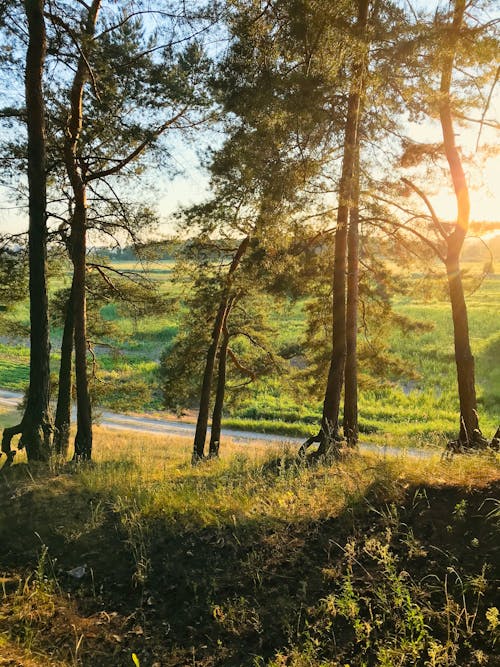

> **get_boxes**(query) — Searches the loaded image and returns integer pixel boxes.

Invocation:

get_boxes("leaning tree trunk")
[343,140,361,447]
[192,299,229,462]
[208,328,230,459]
[1,0,52,466]
[54,277,74,457]
[63,0,101,461]
[192,236,249,462]
[71,204,92,459]
[439,0,482,448]
[318,0,369,456]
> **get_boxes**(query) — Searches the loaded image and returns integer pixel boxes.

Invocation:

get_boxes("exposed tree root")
[1,423,22,469]
[445,426,495,456]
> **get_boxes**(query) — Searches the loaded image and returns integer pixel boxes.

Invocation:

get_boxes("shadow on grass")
[0,458,498,666]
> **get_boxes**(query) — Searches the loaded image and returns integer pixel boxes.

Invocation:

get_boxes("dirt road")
[0,389,432,457]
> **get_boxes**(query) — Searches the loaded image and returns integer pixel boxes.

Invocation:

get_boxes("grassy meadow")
[0,258,498,445]
[0,429,499,666]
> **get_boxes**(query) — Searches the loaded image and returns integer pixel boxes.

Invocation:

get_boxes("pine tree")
[1,0,52,466]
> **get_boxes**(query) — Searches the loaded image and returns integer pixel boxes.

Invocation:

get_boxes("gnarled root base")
[445,427,492,457]
[0,423,22,469]
[1,416,53,469]
[298,429,345,463]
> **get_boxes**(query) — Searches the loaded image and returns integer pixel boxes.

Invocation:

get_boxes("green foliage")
[0,245,27,313]
[476,332,500,412]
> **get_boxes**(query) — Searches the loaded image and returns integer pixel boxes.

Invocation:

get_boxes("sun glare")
[429,152,500,226]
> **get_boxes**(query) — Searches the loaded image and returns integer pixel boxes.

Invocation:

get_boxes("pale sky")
[407,114,499,226]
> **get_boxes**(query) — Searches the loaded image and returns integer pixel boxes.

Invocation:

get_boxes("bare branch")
[86,107,189,182]
[400,177,449,240]
[475,64,500,151]
[227,348,256,380]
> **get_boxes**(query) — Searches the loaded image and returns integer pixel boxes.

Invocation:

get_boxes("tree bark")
[343,141,361,446]
[71,200,92,459]
[208,328,229,458]
[54,278,74,457]
[192,236,249,462]
[318,0,369,456]
[2,0,52,466]
[62,0,101,460]
[192,300,227,462]
[440,0,481,447]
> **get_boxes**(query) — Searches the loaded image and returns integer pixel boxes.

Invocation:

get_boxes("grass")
[0,344,30,391]
[0,261,498,444]
[0,430,498,665]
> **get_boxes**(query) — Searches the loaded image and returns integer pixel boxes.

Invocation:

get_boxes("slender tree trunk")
[318,0,369,456]
[54,278,74,457]
[446,254,479,443]
[208,329,229,458]
[440,0,482,447]
[62,0,101,460]
[192,237,249,462]
[343,142,361,446]
[2,0,52,466]
[192,300,228,461]
[71,200,92,459]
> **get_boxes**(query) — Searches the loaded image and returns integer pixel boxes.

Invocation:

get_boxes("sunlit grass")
[69,427,500,530]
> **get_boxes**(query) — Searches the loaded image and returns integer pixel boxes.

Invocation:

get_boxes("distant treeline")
[97,230,500,265]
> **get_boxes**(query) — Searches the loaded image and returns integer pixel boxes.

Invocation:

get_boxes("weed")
[263,483,499,667]
[114,496,150,588]
[485,607,499,646]
[212,596,263,636]
[0,544,60,654]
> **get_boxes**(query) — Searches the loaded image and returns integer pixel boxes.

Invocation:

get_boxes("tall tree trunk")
[318,0,369,456]
[62,0,101,460]
[2,0,51,466]
[192,237,249,462]
[446,252,479,444]
[343,141,361,446]
[440,0,482,447]
[71,199,92,459]
[54,277,74,457]
[208,329,229,458]
[192,300,227,462]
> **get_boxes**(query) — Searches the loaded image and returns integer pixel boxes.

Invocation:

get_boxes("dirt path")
[0,389,433,457]
[0,388,303,445]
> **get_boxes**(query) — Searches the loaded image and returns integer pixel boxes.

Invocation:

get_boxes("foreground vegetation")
[0,429,498,665]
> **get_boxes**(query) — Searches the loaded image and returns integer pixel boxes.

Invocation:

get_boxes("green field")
[0,259,498,444]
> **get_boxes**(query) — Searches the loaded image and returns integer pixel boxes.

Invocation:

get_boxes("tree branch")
[86,107,189,182]
[400,177,449,240]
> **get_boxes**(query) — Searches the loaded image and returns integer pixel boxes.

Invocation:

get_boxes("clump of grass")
[73,427,499,531]
[0,544,62,660]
